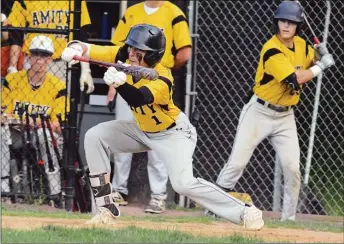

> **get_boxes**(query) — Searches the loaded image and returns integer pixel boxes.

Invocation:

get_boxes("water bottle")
[101,12,109,39]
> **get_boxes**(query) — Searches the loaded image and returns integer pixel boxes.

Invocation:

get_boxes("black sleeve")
[284,72,298,85]
[116,83,154,107]
[115,45,129,63]
[9,30,24,46]
[79,24,91,42]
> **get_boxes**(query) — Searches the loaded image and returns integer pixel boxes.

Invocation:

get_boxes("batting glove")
[103,67,127,88]
[314,42,329,57]
[80,62,94,94]
[61,43,83,65]
[7,66,18,74]
[315,54,335,71]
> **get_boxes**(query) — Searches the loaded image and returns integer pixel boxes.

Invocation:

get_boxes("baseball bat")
[39,112,55,172]
[295,0,321,44]
[3,113,19,203]
[44,115,62,168]
[72,56,159,80]
[31,111,47,195]
[24,104,34,193]
[56,113,68,152]
[31,112,44,166]
[18,103,30,197]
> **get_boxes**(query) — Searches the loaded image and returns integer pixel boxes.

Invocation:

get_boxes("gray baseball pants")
[111,94,168,200]
[217,94,301,221]
[84,112,246,224]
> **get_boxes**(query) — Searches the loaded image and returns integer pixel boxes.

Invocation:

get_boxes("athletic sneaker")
[144,198,166,214]
[85,203,120,225]
[112,191,128,206]
[242,205,264,230]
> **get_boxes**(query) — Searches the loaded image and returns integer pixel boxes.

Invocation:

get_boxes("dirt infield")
[2,215,343,243]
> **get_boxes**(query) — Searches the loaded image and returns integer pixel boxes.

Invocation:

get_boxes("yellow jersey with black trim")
[89,44,180,133]
[8,0,91,59]
[2,70,68,122]
[111,1,191,69]
[254,35,315,106]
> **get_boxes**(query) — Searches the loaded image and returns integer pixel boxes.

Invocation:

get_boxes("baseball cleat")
[242,205,264,230]
[112,191,128,206]
[85,203,120,225]
[144,198,166,214]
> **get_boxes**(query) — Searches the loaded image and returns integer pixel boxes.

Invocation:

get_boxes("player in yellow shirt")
[1,36,68,204]
[61,24,264,229]
[112,0,191,69]
[108,0,192,213]
[6,0,94,93]
[215,1,335,221]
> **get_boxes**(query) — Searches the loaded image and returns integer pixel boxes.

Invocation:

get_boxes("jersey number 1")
[151,115,162,125]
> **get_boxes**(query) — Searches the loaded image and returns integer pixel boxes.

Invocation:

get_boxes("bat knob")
[314,37,321,45]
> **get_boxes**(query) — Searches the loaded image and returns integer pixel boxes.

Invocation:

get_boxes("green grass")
[2,225,265,243]
[264,219,343,233]
[2,207,343,233]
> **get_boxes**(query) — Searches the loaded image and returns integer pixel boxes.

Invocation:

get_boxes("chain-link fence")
[192,0,343,216]
[1,0,88,209]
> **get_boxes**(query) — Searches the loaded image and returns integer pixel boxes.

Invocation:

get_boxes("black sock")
[216,184,233,192]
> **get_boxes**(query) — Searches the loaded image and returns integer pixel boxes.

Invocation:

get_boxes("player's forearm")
[116,83,153,107]
[9,45,21,67]
[172,47,192,70]
[295,70,314,84]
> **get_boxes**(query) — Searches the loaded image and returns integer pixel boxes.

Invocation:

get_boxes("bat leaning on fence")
[39,112,55,172]
[56,112,92,212]
[24,104,35,193]
[72,56,159,81]
[3,113,19,203]
[18,103,30,197]
[31,111,46,194]
[44,115,62,168]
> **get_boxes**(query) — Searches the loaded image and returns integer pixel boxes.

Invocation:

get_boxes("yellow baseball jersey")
[8,0,91,59]
[90,44,180,133]
[2,70,68,122]
[254,35,315,106]
[111,1,191,68]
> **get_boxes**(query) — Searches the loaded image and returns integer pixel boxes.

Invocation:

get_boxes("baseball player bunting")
[61,24,265,230]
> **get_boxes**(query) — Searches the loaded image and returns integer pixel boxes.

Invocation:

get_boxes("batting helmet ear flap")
[143,49,165,67]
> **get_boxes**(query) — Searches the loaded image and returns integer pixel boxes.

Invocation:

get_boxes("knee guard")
[89,173,120,217]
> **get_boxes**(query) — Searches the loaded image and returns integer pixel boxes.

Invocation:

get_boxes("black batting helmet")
[124,24,166,67]
[274,1,303,35]
[274,1,303,23]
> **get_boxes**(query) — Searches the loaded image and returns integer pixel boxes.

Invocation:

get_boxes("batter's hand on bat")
[314,42,329,57]
[315,54,335,71]
[61,44,83,65]
[104,67,127,88]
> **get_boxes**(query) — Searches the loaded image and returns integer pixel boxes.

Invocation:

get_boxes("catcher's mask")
[124,24,166,67]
